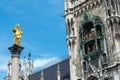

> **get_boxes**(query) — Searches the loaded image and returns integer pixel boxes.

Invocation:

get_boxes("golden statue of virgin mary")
[13,24,23,46]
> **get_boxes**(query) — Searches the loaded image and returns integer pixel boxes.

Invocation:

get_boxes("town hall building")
[64,0,120,80]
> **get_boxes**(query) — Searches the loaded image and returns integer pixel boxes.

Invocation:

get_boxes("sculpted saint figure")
[13,24,22,46]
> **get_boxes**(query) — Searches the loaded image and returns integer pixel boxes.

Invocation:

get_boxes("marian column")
[8,24,24,80]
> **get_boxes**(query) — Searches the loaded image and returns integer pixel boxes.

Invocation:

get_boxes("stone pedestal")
[8,44,24,80]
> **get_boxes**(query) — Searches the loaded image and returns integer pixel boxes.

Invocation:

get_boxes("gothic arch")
[77,11,80,17]
[67,19,70,36]
[72,27,75,35]
[70,18,74,27]
[74,13,77,18]
[92,3,96,8]
[93,2,97,6]
[68,40,71,50]
[96,0,99,5]
[88,5,91,10]
[72,39,76,51]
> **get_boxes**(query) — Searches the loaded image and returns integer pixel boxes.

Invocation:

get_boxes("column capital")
[8,44,24,55]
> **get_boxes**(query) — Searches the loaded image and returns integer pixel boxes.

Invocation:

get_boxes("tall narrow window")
[101,53,108,66]
[83,61,88,72]
[69,40,71,50]
[72,28,75,35]
[106,0,109,6]
[67,19,70,36]
[72,40,75,52]
[108,9,111,16]
[71,18,74,27]
[96,25,102,36]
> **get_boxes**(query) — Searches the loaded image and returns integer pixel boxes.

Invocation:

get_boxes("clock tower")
[64,0,120,80]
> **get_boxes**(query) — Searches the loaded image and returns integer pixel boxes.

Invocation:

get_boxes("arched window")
[77,11,80,18]
[101,53,108,66]
[68,40,71,50]
[72,28,75,35]
[83,61,88,72]
[67,19,70,36]
[72,40,75,51]
[104,78,109,80]
[85,40,95,54]
[71,18,74,27]
[87,76,98,80]
[108,9,111,16]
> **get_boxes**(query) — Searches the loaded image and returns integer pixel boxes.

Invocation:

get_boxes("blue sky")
[0,0,68,79]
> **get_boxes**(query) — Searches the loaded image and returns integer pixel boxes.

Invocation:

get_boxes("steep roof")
[28,59,70,80]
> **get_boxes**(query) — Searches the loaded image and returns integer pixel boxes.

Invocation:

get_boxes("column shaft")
[11,54,20,80]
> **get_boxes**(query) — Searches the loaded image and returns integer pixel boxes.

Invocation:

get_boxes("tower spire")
[40,71,44,80]
[57,64,60,80]
[28,52,32,74]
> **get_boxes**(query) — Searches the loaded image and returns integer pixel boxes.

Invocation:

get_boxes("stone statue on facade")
[13,24,22,46]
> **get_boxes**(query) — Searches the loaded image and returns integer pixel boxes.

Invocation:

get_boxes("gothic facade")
[64,0,120,80]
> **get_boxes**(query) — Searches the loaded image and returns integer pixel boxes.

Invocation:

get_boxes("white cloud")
[0,65,7,71]
[34,57,60,68]
[0,54,9,72]
[21,40,59,59]
[32,57,61,73]
[0,37,11,71]
[21,56,61,73]
[0,38,10,70]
